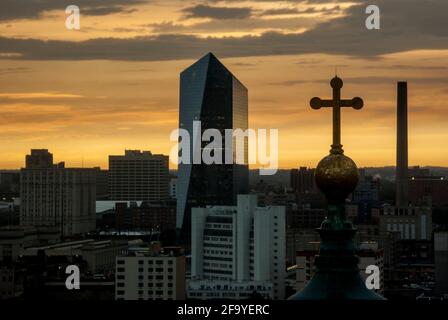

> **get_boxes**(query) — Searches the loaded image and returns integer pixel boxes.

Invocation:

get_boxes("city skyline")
[1,0,448,169]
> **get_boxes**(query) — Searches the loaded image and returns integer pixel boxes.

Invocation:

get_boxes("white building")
[189,194,285,300]
[115,246,185,300]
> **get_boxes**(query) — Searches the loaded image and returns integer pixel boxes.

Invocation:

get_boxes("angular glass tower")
[177,53,249,243]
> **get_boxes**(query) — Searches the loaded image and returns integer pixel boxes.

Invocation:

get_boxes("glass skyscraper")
[177,52,249,243]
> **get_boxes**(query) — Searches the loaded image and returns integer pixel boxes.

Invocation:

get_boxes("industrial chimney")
[396,82,409,207]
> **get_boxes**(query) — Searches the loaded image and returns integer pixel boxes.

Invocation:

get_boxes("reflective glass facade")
[177,53,249,242]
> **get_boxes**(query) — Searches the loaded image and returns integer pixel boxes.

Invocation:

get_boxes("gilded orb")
[315,153,359,202]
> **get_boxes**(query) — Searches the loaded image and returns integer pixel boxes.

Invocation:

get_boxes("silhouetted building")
[134,201,176,231]
[0,226,60,263]
[95,168,109,200]
[408,166,430,178]
[177,53,249,242]
[434,232,448,294]
[286,205,326,229]
[0,170,20,195]
[20,150,97,237]
[290,167,317,194]
[109,150,169,201]
[352,169,380,203]
[409,176,448,207]
[25,149,53,169]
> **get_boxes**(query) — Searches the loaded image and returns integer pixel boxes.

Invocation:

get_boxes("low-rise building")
[115,245,185,300]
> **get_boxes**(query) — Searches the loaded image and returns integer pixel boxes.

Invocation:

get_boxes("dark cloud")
[269,76,448,86]
[182,5,252,20]
[260,6,341,16]
[0,67,34,75]
[365,65,448,70]
[0,0,447,61]
[0,0,145,21]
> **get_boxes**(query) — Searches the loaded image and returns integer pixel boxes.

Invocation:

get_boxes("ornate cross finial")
[310,76,363,154]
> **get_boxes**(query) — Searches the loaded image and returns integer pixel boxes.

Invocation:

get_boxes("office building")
[115,246,185,300]
[22,239,128,274]
[188,194,285,299]
[434,232,448,294]
[169,177,177,199]
[290,167,316,194]
[20,149,97,237]
[177,53,249,242]
[109,150,169,201]
[0,226,60,263]
[379,206,432,241]
[0,170,20,194]
[409,175,448,207]
[95,168,109,200]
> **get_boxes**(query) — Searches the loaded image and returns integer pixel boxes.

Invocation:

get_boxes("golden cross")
[310,76,364,154]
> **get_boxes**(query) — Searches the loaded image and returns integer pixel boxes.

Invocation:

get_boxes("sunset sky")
[1,0,447,169]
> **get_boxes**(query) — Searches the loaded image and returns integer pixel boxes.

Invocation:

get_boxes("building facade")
[109,150,169,201]
[20,149,97,237]
[189,194,285,299]
[115,246,185,300]
[379,205,432,241]
[177,53,249,242]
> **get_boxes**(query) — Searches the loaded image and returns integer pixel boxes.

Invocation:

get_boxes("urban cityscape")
[0,0,448,311]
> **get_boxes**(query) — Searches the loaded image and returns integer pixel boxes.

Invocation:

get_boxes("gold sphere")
[315,153,359,202]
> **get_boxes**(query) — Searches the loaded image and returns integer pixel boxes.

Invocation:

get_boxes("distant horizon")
[3,164,448,171]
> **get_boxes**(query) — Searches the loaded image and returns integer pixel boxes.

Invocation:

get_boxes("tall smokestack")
[396,82,408,207]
